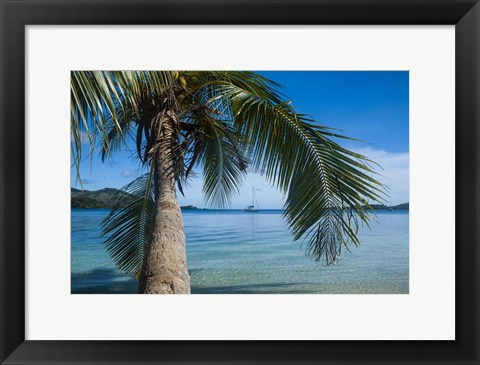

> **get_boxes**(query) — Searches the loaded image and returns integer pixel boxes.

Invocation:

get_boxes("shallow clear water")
[71,209,409,294]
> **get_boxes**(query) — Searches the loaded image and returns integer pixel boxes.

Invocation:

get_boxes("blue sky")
[71,71,409,208]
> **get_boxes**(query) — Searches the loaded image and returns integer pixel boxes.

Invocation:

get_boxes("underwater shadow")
[72,268,310,294]
[191,282,309,294]
[71,267,137,294]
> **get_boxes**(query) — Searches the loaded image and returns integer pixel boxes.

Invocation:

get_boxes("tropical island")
[180,205,200,210]
[71,187,200,210]
[368,203,409,210]
[71,188,128,209]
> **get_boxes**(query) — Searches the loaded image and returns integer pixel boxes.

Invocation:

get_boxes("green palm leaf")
[202,73,386,263]
[183,79,249,207]
[71,71,174,184]
[100,170,155,277]
[200,120,249,208]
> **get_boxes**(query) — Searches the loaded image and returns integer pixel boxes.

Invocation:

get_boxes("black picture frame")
[1,0,479,364]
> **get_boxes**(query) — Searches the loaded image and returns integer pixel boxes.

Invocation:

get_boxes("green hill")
[72,187,407,211]
[71,188,132,209]
[368,203,409,210]
[71,188,200,209]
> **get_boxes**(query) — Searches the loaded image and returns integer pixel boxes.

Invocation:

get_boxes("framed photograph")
[1,0,478,364]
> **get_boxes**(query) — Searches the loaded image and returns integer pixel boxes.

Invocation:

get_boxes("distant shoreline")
[71,187,408,211]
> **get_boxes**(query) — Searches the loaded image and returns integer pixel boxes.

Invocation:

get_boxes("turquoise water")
[71,209,409,294]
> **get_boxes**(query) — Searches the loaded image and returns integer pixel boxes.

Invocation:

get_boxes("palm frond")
[71,71,174,180]
[182,77,249,207]
[100,170,155,277]
[200,121,248,208]
[209,73,386,263]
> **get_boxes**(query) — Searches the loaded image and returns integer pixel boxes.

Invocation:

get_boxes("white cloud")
[80,131,90,144]
[70,130,91,145]
[121,169,133,178]
[352,147,409,205]
[81,178,94,185]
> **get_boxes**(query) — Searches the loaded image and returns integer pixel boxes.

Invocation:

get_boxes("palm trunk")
[138,116,191,294]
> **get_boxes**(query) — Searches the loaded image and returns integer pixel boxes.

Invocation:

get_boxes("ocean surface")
[71,209,409,294]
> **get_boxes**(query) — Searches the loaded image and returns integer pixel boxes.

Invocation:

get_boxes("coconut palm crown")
[71,71,385,293]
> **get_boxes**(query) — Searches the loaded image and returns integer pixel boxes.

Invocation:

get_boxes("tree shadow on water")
[191,282,309,294]
[71,267,137,294]
[72,268,311,294]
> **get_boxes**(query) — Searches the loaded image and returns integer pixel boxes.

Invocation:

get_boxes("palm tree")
[71,71,385,294]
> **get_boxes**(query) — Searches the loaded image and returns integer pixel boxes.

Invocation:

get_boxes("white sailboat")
[245,186,259,212]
